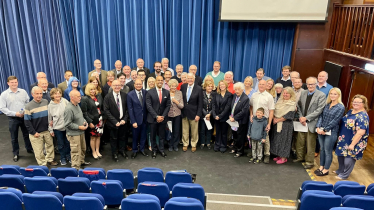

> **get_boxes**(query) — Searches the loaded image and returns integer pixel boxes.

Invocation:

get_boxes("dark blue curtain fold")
[0,0,294,94]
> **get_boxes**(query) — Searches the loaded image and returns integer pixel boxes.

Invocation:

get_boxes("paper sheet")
[167,121,172,133]
[293,121,308,132]
[226,119,239,127]
[204,118,213,130]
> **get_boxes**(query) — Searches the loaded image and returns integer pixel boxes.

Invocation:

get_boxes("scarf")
[274,99,296,132]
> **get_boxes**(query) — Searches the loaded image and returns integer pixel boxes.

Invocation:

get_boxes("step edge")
[207,200,296,209]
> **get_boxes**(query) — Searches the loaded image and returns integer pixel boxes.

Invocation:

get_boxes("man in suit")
[58,70,73,93]
[88,59,108,86]
[295,77,326,169]
[111,60,123,79]
[127,79,148,158]
[275,66,292,88]
[171,64,183,83]
[149,62,164,79]
[161,57,174,76]
[132,58,150,76]
[253,68,271,92]
[104,80,129,162]
[146,76,171,158]
[180,73,203,152]
[30,72,55,92]
[188,65,202,86]
[127,70,148,91]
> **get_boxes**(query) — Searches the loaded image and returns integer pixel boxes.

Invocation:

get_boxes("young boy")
[247,107,268,164]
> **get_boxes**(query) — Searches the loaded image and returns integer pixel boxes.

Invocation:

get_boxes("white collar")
[113,91,120,97]
[318,82,327,88]
[188,83,194,89]
[281,76,290,81]
[212,71,220,77]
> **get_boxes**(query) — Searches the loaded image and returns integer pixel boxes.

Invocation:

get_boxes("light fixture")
[364,63,374,72]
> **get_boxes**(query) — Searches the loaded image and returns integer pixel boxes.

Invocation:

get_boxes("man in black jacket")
[188,65,203,86]
[104,80,129,162]
[149,62,164,79]
[180,73,203,152]
[146,76,171,158]
[132,58,151,76]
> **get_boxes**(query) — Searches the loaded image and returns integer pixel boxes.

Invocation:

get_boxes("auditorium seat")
[165,171,192,190]
[137,168,164,184]
[20,167,49,177]
[58,177,90,196]
[367,183,374,196]
[0,165,21,175]
[137,181,170,207]
[333,181,365,197]
[24,176,58,193]
[0,187,23,202]
[297,181,332,199]
[0,192,23,210]
[298,190,341,210]
[107,169,135,191]
[72,193,105,207]
[64,196,104,210]
[78,168,106,182]
[164,197,204,210]
[121,194,161,210]
[24,165,49,174]
[172,183,206,206]
[23,193,63,210]
[51,167,78,179]
[91,179,124,205]
[0,174,25,192]
[330,208,363,210]
[33,191,64,204]
[342,195,374,209]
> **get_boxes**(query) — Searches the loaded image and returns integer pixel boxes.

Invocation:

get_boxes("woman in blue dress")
[334,94,370,180]
[244,76,256,99]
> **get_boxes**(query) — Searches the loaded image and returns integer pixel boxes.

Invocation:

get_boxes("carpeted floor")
[0,114,310,200]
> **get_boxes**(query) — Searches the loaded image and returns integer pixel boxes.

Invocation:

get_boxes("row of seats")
[0,188,204,210]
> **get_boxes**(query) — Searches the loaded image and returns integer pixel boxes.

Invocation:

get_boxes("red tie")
[159,89,162,103]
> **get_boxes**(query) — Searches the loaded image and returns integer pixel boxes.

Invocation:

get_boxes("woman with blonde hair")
[266,78,276,97]
[270,87,297,164]
[334,94,370,179]
[147,77,156,90]
[203,75,216,91]
[244,76,256,99]
[314,88,345,176]
[168,79,184,151]
[103,71,115,97]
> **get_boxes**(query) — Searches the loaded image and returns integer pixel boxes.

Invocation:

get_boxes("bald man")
[30,72,55,92]
[132,58,151,76]
[37,78,51,102]
[88,59,108,86]
[316,71,333,97]
[111,60,123,78]
[189,65,203,86]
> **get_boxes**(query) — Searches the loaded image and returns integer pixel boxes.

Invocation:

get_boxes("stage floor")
[0,115,311,200]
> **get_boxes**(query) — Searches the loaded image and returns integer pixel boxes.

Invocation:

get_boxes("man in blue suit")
[127,79,149,159]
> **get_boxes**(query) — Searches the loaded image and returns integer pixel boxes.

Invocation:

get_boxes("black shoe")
[152,152,157,159]
[316,171,329,176]
[27,149,34,154]
[13,155,19,162]
[140,151,148,157]
[81,161,91,166]
[160,152,167,158]
[112,154,119,162]
[119,151,128,159]
[200,144,204,150]
[131,153,137,159]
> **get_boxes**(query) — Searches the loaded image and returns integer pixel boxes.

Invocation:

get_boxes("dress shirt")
[135,89,143,100]
[125,77,132,84]
[308,90,316,96]
[0,88,30,117]
[113,91,123,119]
[250,90,275,118]
[163,81,170,90]
[156,87,163,99]
[281,76,291,81]
[185,83,195,100]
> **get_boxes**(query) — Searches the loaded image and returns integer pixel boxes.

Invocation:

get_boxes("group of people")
[0,58,370,180]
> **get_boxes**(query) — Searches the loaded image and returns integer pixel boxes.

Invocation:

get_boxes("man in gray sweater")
[64,90,90,169]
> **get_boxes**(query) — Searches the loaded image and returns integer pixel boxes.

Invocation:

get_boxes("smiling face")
[91,79,98,87]
[352,97,364,111]
[275,87,283,94]
[306,78,317,92]
[266,80,274,90]
[258,80,266,92]
[32,88,43,102]
[234,86,243,97]
[318,71,328,84]
[148,79,155,89]
[224,73,233,84]
[38,79,48,91]
[7,79,18,90]
[137,59,144,68]
[164,71,172,82]
[134,79,143,91]
[244,78,252,88]
[115,61,122,70]
[71,81,79,88]
[282,68,290,78]
[329,89,339,102]
[213,62,220,73]
[206,84,213,93]
[187,74,194,86]
[283,89,291,100]
[181,74,187,83]
[94,60,102,69]
[138,71,146,82]
[154,63,162,74]
[219,81,227,92]
[256,70,264,80]
[189,66,197,75]
[156,76,164,89]
[52,91,62,101]
[64,71,73,81]
[112,80,121,93]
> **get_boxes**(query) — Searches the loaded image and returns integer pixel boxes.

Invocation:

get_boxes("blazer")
[103,91,129,129]
[297,89,326,133]
[102,82,110,98]
[127,89,148,126]
[180,83,203,120]
[132,67,151,76]
[88,70,108,86]
[230,93,250,125]
[81,94,103,125]
[202,91,215,117]
[126,80,135,92]
[111,69,123,79]
[146,88,171,124]
[212,91,233,122]
[108,85,129,94]
[195,75,203,86]
[149,72,164,79]
[57,81,68,93]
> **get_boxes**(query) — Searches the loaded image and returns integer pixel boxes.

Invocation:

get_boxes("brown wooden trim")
[358,7,371,55]
[336,4,374,7]
[325,48,374,63]
[364,8,374,57]
[342,7,353,52]
[290,24,299,70]
[353,7,364,55]
[349,65,374,75]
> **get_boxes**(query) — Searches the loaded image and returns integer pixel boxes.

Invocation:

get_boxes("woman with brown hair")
[103,71,115,97]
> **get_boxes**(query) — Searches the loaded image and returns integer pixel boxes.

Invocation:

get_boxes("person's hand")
[229,116,235,122]
[250,115,253,123]
[120,120,126,125]
[34,132,40,138]
[273,118,278,124]
[195,116,200,122]
[49,121,53,127]
[247,135,250,139]
[299,117,307,123]
[157,116,163,123]
[266,124,270,131]
[89,123,95,129]
[15,112,24,118]
[301,122,307,126]
[172,98,178,104]
[215,116,219,120]
[261,139,266,143]
[50,132,54,137]
[116,122,121,127]
[348,144,355,151]
[133,123,138,128]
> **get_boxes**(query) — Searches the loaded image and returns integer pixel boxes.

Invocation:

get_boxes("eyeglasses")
[352,101,363,104]
[113,85,121,87]
[306,84,316,86]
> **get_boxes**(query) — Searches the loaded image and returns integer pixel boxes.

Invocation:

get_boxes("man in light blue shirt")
[253,68,271,92]
[0,76,33,162]
[316,71,333,97]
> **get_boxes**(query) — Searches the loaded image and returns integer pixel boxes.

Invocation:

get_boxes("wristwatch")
[323,128,328,132]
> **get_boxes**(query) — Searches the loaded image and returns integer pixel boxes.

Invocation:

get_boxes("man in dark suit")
[171,64,183,83]
[132,58,150,76]
[149,62,164,79]
[30,72,55,92]
[188,65,203,86]
[127,70,148,91]
[103,80,129,162]
[146,76,171,158]
[127,79,148,159]
[57,70,73,93]
[111,60,123,79]
[180,73,203,152]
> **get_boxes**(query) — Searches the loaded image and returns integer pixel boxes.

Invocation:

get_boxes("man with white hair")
[30,72,55,92]
[37,78,51,102]
[111,60,123,78]
[205,61,225,86]
[171,64,184,83]
[161,58,174,76]
[123,65,132,84]
[132,58,151,76]
[189,65,203,86]
[316,71,333,97]
[180,73,203,152]
[88,59,108,85]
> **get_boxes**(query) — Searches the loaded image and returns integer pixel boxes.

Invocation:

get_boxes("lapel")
[307,92,317,111]
[110,92,118,113]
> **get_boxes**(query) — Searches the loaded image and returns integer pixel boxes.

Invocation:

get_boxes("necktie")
[138,91,143,107]
[187,86,191,102]
[231,96,240,116]
[116,94,120,111]
[159,89,162,103]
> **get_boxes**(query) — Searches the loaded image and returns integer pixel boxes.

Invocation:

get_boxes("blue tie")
[187,86,191,102]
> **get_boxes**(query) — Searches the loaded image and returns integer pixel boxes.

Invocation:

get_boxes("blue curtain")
[0,0,294,94]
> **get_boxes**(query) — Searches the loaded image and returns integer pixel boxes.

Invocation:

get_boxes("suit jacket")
[30,82,55,93]
[297,89,326,133]
[202,91,215,117]
[81,95,103,125]
[146,88,171,124]
[132,67,151,76]
[126,80,135,92]
[57,81,68,93]
[127,89,147,125]
[111,68,123,79]
[103,91,129,129]
[171,75,182,83]
[149,72,164,80]
[180,83,203,120]
[212,91,233,122]
[108,85,129,94]
[230,93,250,125]
[88,70,108,86]
[195,75,203,86]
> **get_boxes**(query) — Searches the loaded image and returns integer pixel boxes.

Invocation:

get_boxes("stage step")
[207,193,272,205]
[207,201,296,210]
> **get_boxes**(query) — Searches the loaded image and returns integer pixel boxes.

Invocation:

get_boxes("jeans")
[318,132,338,170]
[199,119,213,145]
[54,129,71,161]
[8,117,32,155]
[169,115,181,149]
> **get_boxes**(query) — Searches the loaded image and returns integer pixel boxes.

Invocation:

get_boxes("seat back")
[172,183,205,205]
[24,177,57,193]
[58,177,90,196]
[0,187,23,202]
[127,193,160,204]
[367,183,374,195]
[33,191,63,203]
[51,168,78,179]
[20,168,48,177]
[334,181,360,191]
[0,165,21,175]
[91,180,124,205]
[73,193,105,206]
[0,192,23,210]
[165,171,192,190]
[0,175,25,192]
[64,196,104,210]
[107,169,135,190]
[121,197,162,210]
[330,208,363,210]
[137,181,170,207]
[343,195,374,209]
[142,167,164,174]
[300,191,342,210]
[23,193,63,210]
[138,169,164,183]
[78,168,106,182]
[302,182,333,193]
[25,165,49,174]
[164,197,204,210]
[334,185,365,197]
